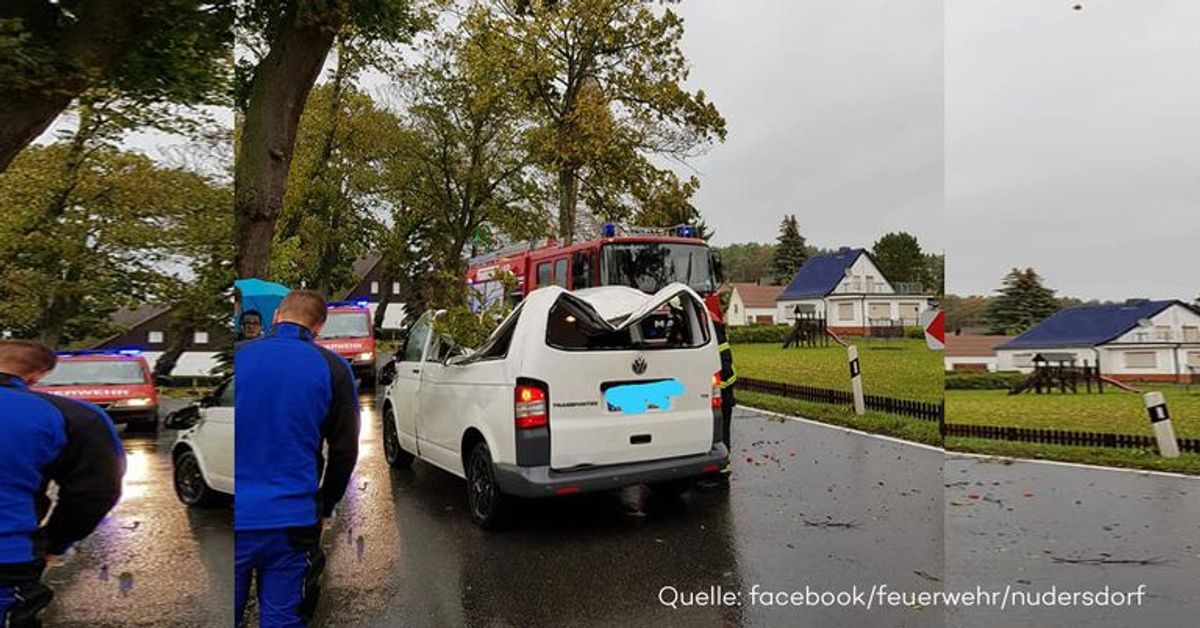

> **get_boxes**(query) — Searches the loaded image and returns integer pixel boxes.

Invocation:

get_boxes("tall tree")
[715,243,776,284]
[984,268,1061,335]
[483,0,726,244]
[233,0,425,278]
[771,215,807,285]
[379,19,551,298]
[942,294,991,334]
[871,231,928,288]
[0,0,231,171]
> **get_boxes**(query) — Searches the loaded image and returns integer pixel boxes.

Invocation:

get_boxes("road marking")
[945,450,1199,480]
[740,405,1199,480]
[738,405,943,453]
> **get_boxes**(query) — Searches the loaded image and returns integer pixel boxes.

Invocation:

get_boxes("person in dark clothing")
[714,320,737,454]
[0,340,125,627]
[235,290,360,627]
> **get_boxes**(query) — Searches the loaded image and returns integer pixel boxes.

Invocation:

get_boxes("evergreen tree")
[984,268,1061,335]
[871,232,928,287]
[771,215,807,285]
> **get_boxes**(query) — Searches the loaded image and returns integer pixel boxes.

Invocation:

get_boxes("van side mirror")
[163,404,201,429]
[154,374,173,387]
[711,251,725,284]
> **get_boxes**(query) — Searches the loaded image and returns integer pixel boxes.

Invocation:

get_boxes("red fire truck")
[34,348,160,431]
[465,224,723,315]
[315,300,378,384]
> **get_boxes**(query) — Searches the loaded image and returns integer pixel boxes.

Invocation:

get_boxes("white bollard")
[1143,392,1179,458]
[848,345,865,415]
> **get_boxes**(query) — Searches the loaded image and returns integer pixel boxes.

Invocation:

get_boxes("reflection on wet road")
[945,455,1200,627]
[313,396,945,627]
[42,399,233,628]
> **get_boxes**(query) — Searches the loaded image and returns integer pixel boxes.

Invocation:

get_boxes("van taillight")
[711,372,722,409]
[515,383,548,429]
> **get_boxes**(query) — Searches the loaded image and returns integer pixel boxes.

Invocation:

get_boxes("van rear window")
[545,294,710,351]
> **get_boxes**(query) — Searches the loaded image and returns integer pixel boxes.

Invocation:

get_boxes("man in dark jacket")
[235,290,360,627]
[0,340,125,627]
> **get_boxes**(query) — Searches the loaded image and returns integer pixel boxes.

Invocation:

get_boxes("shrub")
[944,371,1028,390]
[728,324,792,344]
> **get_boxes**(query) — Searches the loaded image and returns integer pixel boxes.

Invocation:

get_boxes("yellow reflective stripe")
[718,342,731,352]
[721,371,738,388]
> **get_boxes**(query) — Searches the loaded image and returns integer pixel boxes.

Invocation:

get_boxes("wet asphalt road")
[945,454,1200,628]
[310,395,946,627]
[41,398,234,628]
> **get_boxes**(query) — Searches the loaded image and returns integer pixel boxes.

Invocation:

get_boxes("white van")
[166,377,234,506]
[380,283,729,528]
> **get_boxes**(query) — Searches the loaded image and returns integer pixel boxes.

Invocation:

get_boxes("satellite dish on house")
[844,268,853,277]
[1137,318,1154,328]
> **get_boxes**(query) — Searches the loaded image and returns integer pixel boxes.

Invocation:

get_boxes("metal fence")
[739,377,942,422]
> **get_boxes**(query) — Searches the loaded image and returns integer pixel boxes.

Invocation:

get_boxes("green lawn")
[945,386,1200,438]
[732,339,943,403]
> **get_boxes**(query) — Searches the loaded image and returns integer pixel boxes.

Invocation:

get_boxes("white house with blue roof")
[995,299,1200,382]
[775,247,934,334]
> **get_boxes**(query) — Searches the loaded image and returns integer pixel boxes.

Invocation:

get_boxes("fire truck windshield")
[41,360,147,386]
[601,242,716,294]
[319,311,370,339]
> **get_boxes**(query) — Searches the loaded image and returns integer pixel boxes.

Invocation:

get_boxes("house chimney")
[1125,298,1149,306]
[838,246,851,255]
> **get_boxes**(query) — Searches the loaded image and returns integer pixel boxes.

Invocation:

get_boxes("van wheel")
[174,450,220,507]
[466,442,506,529]
[383,407,414,469]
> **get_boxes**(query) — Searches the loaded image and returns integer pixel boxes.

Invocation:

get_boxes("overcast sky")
[947,0,1200,300]
[672,0,944,252]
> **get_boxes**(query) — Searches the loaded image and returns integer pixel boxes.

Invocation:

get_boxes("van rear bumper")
[493,444,729,498]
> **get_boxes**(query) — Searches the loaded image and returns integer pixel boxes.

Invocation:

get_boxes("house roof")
[996,300,1180,350]
[946,334,1011,358]
[730,283,783,309]
[776,248,866,301]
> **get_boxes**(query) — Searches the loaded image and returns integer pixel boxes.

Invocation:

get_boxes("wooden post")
[848,345,865,415]
[1144,392,1180,458]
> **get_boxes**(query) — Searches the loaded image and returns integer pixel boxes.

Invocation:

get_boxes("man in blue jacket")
[235,290,360,627]
[0,340,125,627]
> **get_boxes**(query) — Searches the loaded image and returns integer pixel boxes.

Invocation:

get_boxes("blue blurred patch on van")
[604,379,686,414]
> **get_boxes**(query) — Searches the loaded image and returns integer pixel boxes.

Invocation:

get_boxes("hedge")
[944,371,1028,390]
[727,324,792,344]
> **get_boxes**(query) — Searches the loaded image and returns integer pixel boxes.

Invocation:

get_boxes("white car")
[166,377,234,507]
[380,283,729,528]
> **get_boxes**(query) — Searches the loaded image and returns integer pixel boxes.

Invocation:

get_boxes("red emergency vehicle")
[465,224,723,315]
[315,300,378,384]
[34,349,160,431]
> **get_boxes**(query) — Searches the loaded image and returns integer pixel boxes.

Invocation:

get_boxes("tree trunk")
[0,1,145,172]
[557,167,579,244]
[154,317,193,379]
[234,5,342,279]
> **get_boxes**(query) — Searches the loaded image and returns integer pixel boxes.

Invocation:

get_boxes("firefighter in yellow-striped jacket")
[705,295,736,482]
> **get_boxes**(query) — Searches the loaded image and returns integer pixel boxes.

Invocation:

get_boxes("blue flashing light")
[55,347,144,358]
[677,225,695,238]
[601,223,617,238]
[327,300,370,309]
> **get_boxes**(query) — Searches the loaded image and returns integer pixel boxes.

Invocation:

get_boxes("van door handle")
[411,368,420,374]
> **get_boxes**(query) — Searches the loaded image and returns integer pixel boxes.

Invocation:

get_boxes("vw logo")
[631,356,648,375]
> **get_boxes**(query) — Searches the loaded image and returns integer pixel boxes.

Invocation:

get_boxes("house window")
[864,275,875,293]
[1124,351,1158,369]
[899,303,920,324]
[1183,326,1199,342]
[392,282,401,294]
[1012,353,1034,368]
[370,281,379,294]
[148,331,164,344]
[1154,325,1170,341]
[193,331,209,344]
[867,303,890,321]
[732,303,739,313]
[837,302,855,322]
[1188,352,1200,368]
